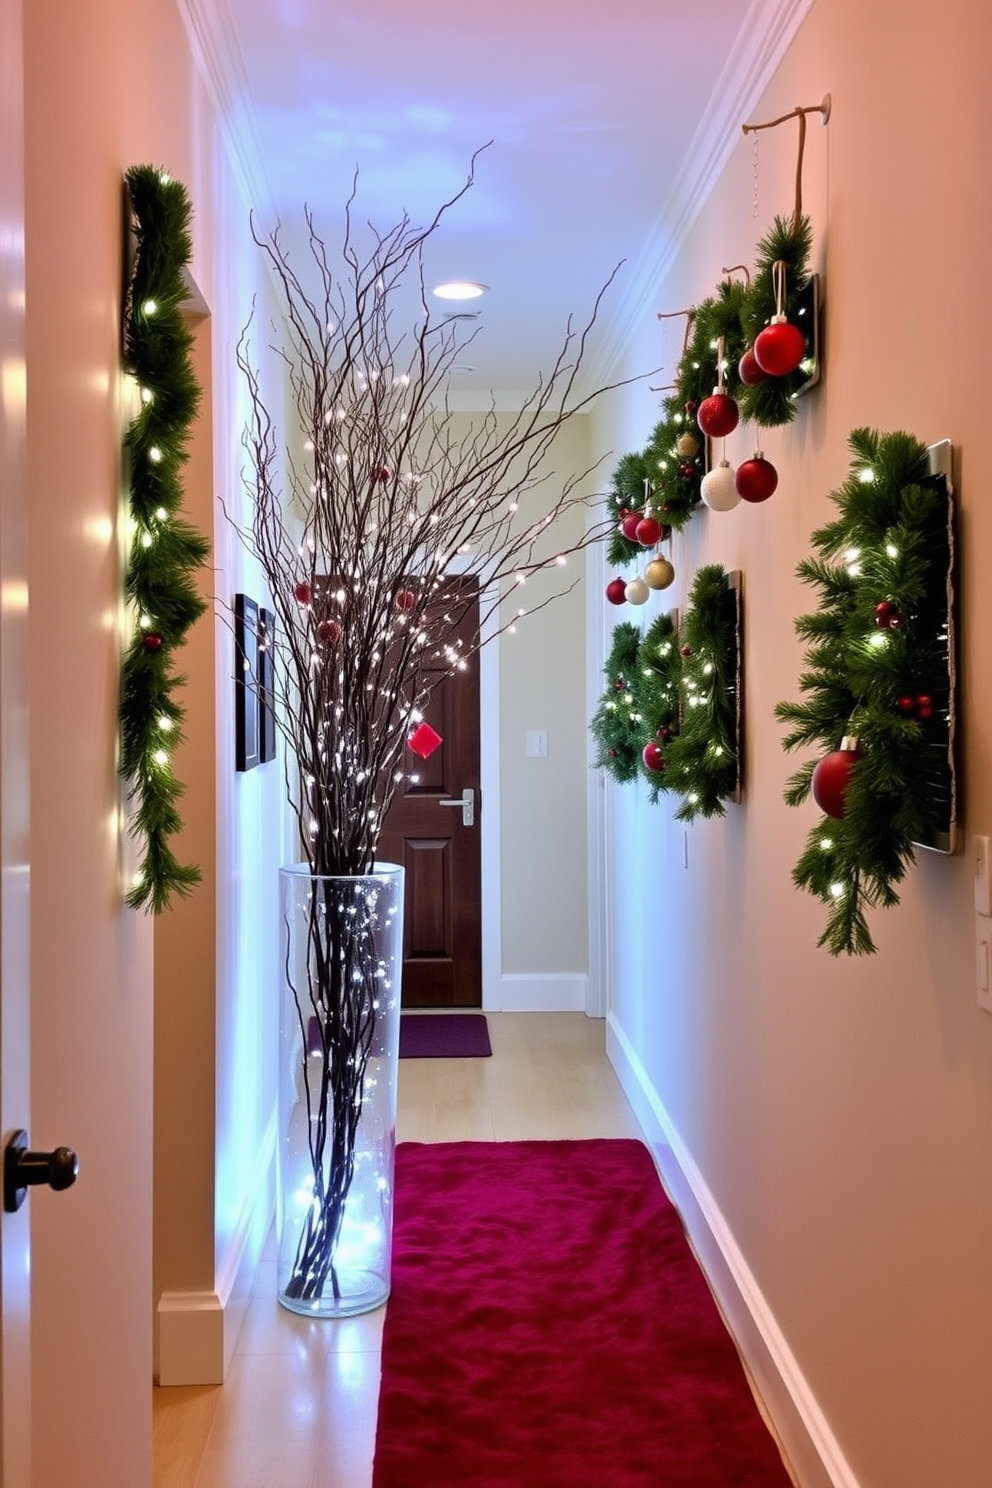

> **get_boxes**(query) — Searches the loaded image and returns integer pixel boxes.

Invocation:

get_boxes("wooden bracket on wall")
[741,95,831,228]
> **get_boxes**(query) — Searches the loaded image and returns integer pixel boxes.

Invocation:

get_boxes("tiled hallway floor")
[153,1012,641,1488]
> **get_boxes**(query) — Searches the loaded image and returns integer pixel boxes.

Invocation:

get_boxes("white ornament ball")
[700,459,741,512]
[644,557,675,590]
[624,577,650,606]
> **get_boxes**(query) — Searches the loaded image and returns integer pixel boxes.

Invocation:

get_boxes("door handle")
[438,787,475,827]
[4,1129,79,1213]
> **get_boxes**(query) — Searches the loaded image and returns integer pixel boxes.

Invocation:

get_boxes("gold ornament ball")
[644,557,675,590]
[676,432,700,459]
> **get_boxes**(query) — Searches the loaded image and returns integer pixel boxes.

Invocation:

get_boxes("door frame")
[0,0,33,1477]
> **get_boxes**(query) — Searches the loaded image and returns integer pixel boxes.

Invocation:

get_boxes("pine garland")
[636,612,681,802]
[739,214,814,427]
[589,622,645,783]
[775,428,954,955]
[661,564,741,821]
[119,165,210,912]
[602,217,815,563]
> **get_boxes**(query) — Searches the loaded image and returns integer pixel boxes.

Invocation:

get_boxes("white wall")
[598,3,992,1486]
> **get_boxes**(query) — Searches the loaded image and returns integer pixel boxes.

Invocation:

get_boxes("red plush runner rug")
[373,1139,794,1487]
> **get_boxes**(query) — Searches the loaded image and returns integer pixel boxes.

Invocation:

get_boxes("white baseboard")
[606,1012,861,1488]
[490,973,587,1012]
[157,1110,276,1387]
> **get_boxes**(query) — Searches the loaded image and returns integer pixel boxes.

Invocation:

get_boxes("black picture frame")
[235,593,259,772]
[258,606,277,764]
[911,439,957,855]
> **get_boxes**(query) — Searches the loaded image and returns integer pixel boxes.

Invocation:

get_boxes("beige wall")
[601,2,992,1485]
[499,414,592,983]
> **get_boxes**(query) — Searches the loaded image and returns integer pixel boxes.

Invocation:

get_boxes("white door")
[0,1,33,1481]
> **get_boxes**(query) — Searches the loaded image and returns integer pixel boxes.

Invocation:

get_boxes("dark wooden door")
[378,576,482,1007]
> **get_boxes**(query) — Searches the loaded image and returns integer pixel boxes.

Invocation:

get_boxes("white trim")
[606,1012,861,1488]
[584,550,608,1019]
[584,0,817,392]
[216,1109,277,1377]
[479,586,502,1013]
[173,0,278,232]
[157,1111,276,1387]
[497,973,587,1013]
[157,1290,225,1387]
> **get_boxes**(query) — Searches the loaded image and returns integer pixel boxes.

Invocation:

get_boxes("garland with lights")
[774,428,954,956]
[603,217,815,585]
[119,165,209,912]
[636,612,681,802]
[659,564,741,820]
[589,622,645,783]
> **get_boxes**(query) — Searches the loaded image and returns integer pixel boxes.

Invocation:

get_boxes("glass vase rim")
[280,860,404,884]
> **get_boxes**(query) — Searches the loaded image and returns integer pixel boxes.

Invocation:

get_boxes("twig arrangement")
[236,158,634,1307]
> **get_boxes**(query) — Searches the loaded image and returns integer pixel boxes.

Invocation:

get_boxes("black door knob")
[3,1130,79,1213]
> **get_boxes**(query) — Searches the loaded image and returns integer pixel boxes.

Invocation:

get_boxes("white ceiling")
[183,0,808,397]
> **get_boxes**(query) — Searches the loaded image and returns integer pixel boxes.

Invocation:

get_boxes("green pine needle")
[119,165,209,914]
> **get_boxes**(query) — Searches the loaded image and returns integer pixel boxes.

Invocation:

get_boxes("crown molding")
[583,0,817,394]
[174,0,278,233]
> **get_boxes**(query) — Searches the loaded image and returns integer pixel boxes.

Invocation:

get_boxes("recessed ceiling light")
[431,280,488,301]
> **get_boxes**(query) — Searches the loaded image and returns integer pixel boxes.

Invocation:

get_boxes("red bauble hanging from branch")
[642,741,666,773]
[635,515,662,546]
[697,391,739,439]
[696,332,739,439]
[753,261,806,376]
[735,452,779,504]
[605,577,627,606]
[621,509,642,541]
[737,347,767,386]
[811,736,863,819]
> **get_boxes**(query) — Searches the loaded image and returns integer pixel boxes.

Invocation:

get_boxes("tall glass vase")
[277,861,403,1318]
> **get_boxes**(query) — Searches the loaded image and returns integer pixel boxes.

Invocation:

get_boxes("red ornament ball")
[293,581,312,606]
[658,726,671,741]
[874,600,903,629]
[811,739,863,819]
[621,510,642,541]
[142,632,163,653]
[680,644,692,657]
[606,578,628,606]
[370,465,392,483]
[608,749,617,758]
[896,695,915,716]
[635,515,662,546]
[696,391,740,439]
[914,694,934,721]
[395,588,416,612]
[316,618,342,645]
[679,462,696,477]
[684,400,697,416]
[737,346,767,386]
[735,453,778,504]
[753,317,806,377]
[642,741,666,773]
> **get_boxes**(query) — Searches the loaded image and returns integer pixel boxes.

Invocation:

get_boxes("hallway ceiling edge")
[174,0,815,403]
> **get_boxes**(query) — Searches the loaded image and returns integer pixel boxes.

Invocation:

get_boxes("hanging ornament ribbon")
[773,259,786,318]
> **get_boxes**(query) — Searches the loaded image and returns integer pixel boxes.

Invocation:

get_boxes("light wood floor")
[153,1012,642,1488]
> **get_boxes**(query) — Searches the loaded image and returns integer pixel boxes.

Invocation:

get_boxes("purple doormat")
[399,1013,492,1059]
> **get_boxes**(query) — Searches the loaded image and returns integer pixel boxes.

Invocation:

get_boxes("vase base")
[277,1270,390,1320]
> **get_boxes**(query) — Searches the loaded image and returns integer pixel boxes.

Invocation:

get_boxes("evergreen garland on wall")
[591,567,741,821]
[119,165,210,912]
[661,565,741,821]
[603,215,815,566]
[775,429,954,955]
[589,622,644,783]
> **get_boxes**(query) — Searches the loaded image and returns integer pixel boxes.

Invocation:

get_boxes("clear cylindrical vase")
[277,861,403,1318]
